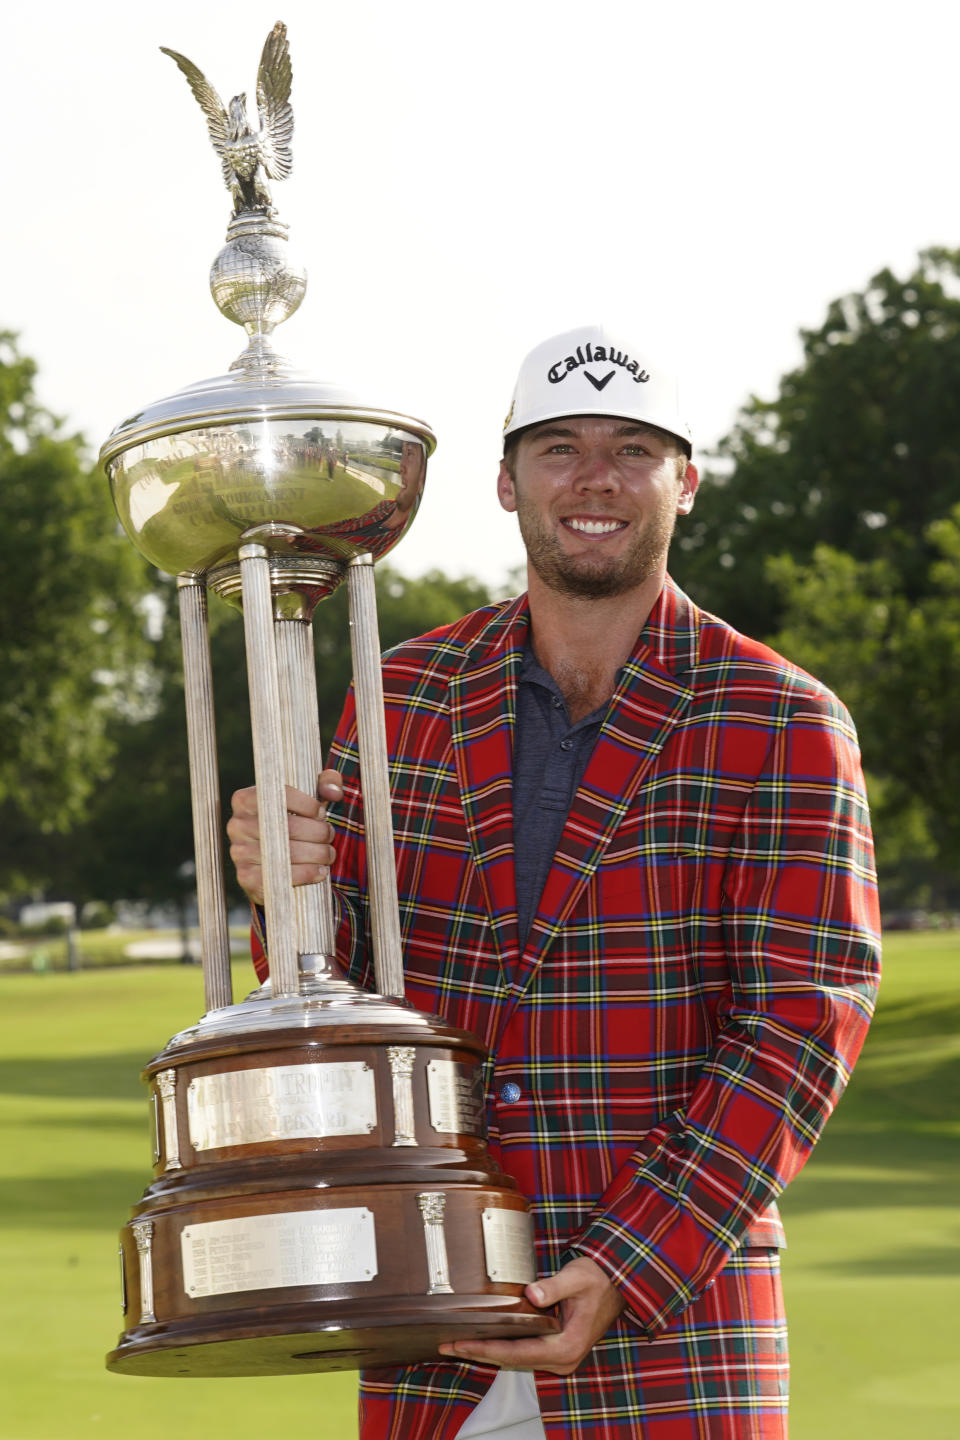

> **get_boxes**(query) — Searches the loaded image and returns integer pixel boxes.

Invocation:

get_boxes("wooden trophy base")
[109,1296,555,1376]
[109,980,560,1375]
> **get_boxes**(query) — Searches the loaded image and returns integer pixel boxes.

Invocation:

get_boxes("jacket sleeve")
[568,690,881,1335]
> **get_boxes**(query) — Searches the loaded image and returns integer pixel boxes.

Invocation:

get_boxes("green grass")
[0,929,250,974]
[0,962,358,1440]
[779,929,960,1438]
[0,936,957,1438]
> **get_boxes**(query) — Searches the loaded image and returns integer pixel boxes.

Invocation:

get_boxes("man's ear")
[497,460,518,513]
[677,461,699,515]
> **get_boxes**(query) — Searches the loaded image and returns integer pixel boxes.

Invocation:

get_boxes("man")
[229,325,881,1438]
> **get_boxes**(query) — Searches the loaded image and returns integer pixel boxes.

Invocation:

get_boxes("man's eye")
[622,445,649,457]
[546,444,575,454]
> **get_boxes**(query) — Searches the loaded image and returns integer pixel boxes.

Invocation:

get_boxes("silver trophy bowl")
[102,368,433,589]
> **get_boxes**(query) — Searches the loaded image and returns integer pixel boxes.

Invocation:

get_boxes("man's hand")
[227,770,344,904]
[437,1257,625,1376]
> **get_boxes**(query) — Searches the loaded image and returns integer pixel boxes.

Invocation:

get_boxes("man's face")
[497,416,698,600]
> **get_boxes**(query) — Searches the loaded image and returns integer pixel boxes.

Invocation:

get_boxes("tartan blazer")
[320,577,881,1438]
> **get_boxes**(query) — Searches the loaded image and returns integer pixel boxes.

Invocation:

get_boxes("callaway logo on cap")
[503,324,692,451]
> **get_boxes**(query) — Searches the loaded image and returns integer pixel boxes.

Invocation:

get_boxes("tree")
[313,568,495,738]
[44,566,494,916]
[767,509,960,907]
[0,333,151,896]
[674,248,960,640]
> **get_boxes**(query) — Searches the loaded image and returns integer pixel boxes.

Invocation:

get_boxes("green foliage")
[39,566,492,910]
[669,251,960,902]
[675,247,960,639]
[0,333,151,874]
[767,511,960,901]
[313,567,494,738]
[79,900,116,930]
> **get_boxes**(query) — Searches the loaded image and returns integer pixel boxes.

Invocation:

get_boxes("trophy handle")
[347,555,406,999]
[238,542,300,997]
[177,576,232,1012]
[274,615,336,957]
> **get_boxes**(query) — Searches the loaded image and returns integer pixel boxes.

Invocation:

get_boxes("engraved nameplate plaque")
[426,1059,484,1136]
[187,1062,376,1150]
[181,1207,377,1297]
[481,1208,536,1285]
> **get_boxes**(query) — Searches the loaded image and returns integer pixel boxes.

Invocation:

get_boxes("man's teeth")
[566,518,624,534]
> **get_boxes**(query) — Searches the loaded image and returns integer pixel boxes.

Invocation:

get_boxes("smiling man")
[229,324,881,1438]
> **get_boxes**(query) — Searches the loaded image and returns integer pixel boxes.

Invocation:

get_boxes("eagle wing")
[256,21,293,181]
[160,46,234,191]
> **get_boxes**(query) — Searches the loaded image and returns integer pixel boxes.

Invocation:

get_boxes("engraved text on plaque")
[481,1208,537,1285]
[426,1060,484,1136]
[187,1062,376,1150]
[181,1207,378,1297]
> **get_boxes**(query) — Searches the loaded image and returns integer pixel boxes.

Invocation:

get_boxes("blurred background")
[1,2,957,1436]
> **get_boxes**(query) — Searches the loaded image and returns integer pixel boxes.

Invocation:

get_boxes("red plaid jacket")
[298,578,879,1436]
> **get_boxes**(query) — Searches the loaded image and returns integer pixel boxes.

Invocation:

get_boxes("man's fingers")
[230,784,259,819]
[228,779,341,904]
[525,1275,568,1308]
[291,861,330,886]
[231,784,327,820]
[317,769,344,803]
[438,1335,562,1370]
[287,812,335,845]
[439,1259,624,1376]
[284,784,327,818]
[438,1315,596,1377]
[289,838,335,869]
[231,854,264,905]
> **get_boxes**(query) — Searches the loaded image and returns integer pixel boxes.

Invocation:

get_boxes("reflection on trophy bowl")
[107,974,558,1377]
[102,367,432,581]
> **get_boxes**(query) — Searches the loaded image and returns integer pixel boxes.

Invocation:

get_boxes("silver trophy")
[102,24,555,1377]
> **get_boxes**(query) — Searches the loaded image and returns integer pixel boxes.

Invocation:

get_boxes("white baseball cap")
[502,324,692,452]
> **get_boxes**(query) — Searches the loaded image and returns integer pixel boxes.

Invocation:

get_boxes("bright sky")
[4,0,958,586]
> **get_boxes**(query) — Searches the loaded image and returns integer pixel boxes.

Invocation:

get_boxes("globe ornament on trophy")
[102,22,557,1376]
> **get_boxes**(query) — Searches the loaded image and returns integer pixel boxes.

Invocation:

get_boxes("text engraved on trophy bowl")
[426,1060,485,1136]
[481,1208,537,1286]
[187,1061,377,1150]
[181,1208,378,1298]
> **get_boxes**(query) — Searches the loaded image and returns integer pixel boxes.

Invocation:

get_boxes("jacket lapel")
[512,579,700,994]
[447,596,529,982]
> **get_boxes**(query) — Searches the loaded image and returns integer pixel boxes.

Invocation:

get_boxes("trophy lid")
[100,360,436,470]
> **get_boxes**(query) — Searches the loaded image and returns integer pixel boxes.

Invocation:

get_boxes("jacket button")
[499,1082,522,1104]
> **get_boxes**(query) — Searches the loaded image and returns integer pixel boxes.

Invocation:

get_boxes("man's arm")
[565,690,880,1336]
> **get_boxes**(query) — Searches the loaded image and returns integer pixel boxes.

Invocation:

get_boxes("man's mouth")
[562,517,627,536]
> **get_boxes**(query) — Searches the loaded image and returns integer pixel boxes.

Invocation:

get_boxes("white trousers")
[453,1371,547,1439]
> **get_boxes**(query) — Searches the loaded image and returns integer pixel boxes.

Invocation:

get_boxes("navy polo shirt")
[512,644,610,947]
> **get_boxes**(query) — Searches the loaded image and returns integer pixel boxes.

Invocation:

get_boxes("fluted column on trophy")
[347,556,406,999]
[274,614,335,958]
[176,576,233,1012]
[238,540,301,997]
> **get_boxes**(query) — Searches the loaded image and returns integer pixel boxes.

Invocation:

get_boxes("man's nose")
[572,447,619,489]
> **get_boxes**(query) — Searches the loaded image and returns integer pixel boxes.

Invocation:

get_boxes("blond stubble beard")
[514,488,680,600]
